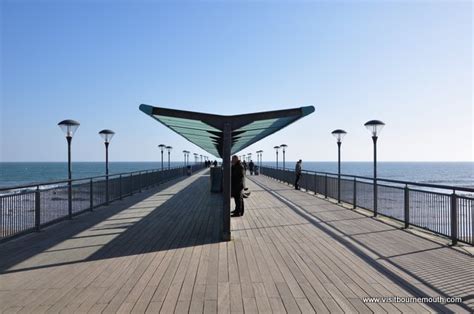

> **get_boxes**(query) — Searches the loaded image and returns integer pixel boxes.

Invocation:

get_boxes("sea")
[0,161,473,189]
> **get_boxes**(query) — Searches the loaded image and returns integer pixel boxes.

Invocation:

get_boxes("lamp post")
[364,120,385,217]
[256,150,263,170]
[158,144,166,170]
[183,150,187,166]
[58,119,80,219]
[166,146,173,169]
[280,144,288,170]
[99,129,115,204]
[194,153,198,164]
[248,153,252,163]
[331,129,347,204]
[274,146,280,169]
[200,154,203,164]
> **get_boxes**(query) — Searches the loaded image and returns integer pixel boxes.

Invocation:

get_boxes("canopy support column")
[222,122,231,241]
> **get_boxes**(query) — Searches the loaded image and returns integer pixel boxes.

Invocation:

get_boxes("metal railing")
[0,165,204,242]
[260,166,474,245]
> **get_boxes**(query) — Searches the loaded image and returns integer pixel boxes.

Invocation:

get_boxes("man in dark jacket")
[231,155,245,217]
[248,160,254,175]
[295,159,302,190]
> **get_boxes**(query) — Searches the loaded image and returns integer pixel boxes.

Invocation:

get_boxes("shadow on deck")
[0,170,222,275]
[0,171,472,313]
[247,175,473,313]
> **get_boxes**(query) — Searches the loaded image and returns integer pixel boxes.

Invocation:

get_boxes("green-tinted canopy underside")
[139,104,315,158]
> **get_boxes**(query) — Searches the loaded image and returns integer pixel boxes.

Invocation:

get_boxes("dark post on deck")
[451,191,458,245]
[67,136,73,219]
[373,135,378,216]
[35,186,41,231]
[404,184,409,228]
[58,119,80,220]
[222,123,231,241]
[364,120,385,217]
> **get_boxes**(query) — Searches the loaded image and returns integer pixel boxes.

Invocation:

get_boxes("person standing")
[295,159,302,190]
[231,155,245,217]
[248,160,254,175]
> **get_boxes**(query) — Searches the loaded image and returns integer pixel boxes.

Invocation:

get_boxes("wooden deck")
[0,170,472,313]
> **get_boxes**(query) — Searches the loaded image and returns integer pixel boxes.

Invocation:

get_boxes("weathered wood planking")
[0,170,472,313]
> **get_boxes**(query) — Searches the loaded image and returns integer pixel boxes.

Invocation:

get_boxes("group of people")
[204,160,218,168]
[231,156,303,217]
[241,160,258,175]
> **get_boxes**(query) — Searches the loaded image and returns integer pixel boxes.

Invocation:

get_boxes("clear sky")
[1,0,472,162]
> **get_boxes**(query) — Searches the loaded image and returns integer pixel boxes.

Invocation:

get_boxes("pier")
[1,169,472,313]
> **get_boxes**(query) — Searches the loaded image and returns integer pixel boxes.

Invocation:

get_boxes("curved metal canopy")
[139,104,315,158]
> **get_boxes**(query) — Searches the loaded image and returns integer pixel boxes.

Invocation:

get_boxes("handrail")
[259,165,473,245]
[0,165,193,192]
[265,166,474,193]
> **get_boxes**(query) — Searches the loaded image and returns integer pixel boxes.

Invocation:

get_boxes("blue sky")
[1,1,472,162]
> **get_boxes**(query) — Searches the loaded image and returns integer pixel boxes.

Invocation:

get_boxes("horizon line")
[1,160,473,163]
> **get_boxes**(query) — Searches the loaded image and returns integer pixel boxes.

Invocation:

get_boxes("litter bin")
[186,165,192,176]
[210,166,223,193]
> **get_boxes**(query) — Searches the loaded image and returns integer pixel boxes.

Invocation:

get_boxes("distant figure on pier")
[213,160,218,167]
[242,160,248,173]
[231,155,245,217]
[248,160,255,175]
[295,159,302,190]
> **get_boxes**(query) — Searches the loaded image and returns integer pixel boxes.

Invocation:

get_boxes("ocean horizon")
[1,161,473,189]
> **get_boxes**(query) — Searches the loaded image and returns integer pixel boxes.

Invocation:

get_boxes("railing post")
[353,178,357,209]
[404,184,409,228]
[35,186,41,231]
[313,174,317,195]
[324,174,328,199]
[119,174,123,200]
[130,173,134,195]
[451,191,458,245]
[139,171,142,193]
[90,179,93,211]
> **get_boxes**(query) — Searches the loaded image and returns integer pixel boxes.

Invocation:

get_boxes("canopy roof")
[139,104,315,158]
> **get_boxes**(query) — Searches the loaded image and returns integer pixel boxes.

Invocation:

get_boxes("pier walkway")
[0,170,472,313]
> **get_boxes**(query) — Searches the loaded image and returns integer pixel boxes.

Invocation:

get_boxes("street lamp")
[256,150,263,169]
[166,146,173,169]
[280,144,288,170]
[200,154,203,164]
[331,129,347,204]
[274,146,280,169]
[183,150,187,166]
[58,119,80,219]
[158,144,166,170]
[364,120,385,216]
[194,153,198,164]
[99,129,115,204]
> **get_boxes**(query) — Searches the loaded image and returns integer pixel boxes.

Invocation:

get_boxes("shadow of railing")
[250,177,473,313]
[0,171,222,274]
